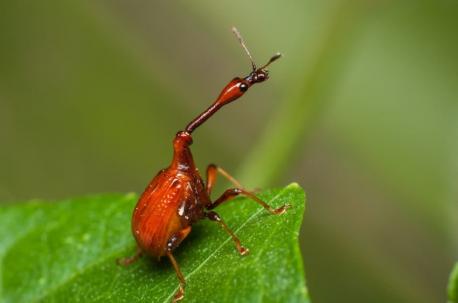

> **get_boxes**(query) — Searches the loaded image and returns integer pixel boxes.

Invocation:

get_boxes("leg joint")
[227,188,242,194]
[206,211,221,221]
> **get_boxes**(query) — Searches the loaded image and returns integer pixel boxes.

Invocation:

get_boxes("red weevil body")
[118,28,287,302]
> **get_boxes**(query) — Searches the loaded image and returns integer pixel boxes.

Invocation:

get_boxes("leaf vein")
[161,188,287,303]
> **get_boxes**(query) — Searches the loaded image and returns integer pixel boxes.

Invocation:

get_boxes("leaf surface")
[0,183,308,303]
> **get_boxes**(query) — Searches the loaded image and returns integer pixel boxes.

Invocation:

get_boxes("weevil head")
[238,52,282,95]
[214,69,267,105]
[214,53,281,107]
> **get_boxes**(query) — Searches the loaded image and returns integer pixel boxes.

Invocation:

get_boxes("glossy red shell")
[131,133,209,257]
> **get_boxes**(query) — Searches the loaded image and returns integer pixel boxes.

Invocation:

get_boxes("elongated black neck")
[185,102,221,134]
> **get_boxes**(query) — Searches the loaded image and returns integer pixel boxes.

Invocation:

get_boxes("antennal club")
[232,27,257,71]
[259,52,282,70]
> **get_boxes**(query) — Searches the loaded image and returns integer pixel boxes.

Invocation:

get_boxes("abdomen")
[132,171,189,257]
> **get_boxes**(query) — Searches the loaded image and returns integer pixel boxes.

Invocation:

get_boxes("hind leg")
[117,247,143,266]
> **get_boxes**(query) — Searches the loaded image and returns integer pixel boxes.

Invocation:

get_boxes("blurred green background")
[1,0,457,302]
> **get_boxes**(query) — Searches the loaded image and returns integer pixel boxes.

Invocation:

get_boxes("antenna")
[259,52,282,70]
[232,27,257,71]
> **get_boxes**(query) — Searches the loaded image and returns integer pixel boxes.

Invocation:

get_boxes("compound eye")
[239,82,248,92]
[257,71,269,82]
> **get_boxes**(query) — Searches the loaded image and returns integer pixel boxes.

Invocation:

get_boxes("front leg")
[205,164,243,197]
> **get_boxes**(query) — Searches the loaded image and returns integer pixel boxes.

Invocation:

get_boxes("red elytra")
[118,27,287,303]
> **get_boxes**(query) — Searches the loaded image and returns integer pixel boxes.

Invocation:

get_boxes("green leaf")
[449,263,458,303]
[0,183,308,303]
